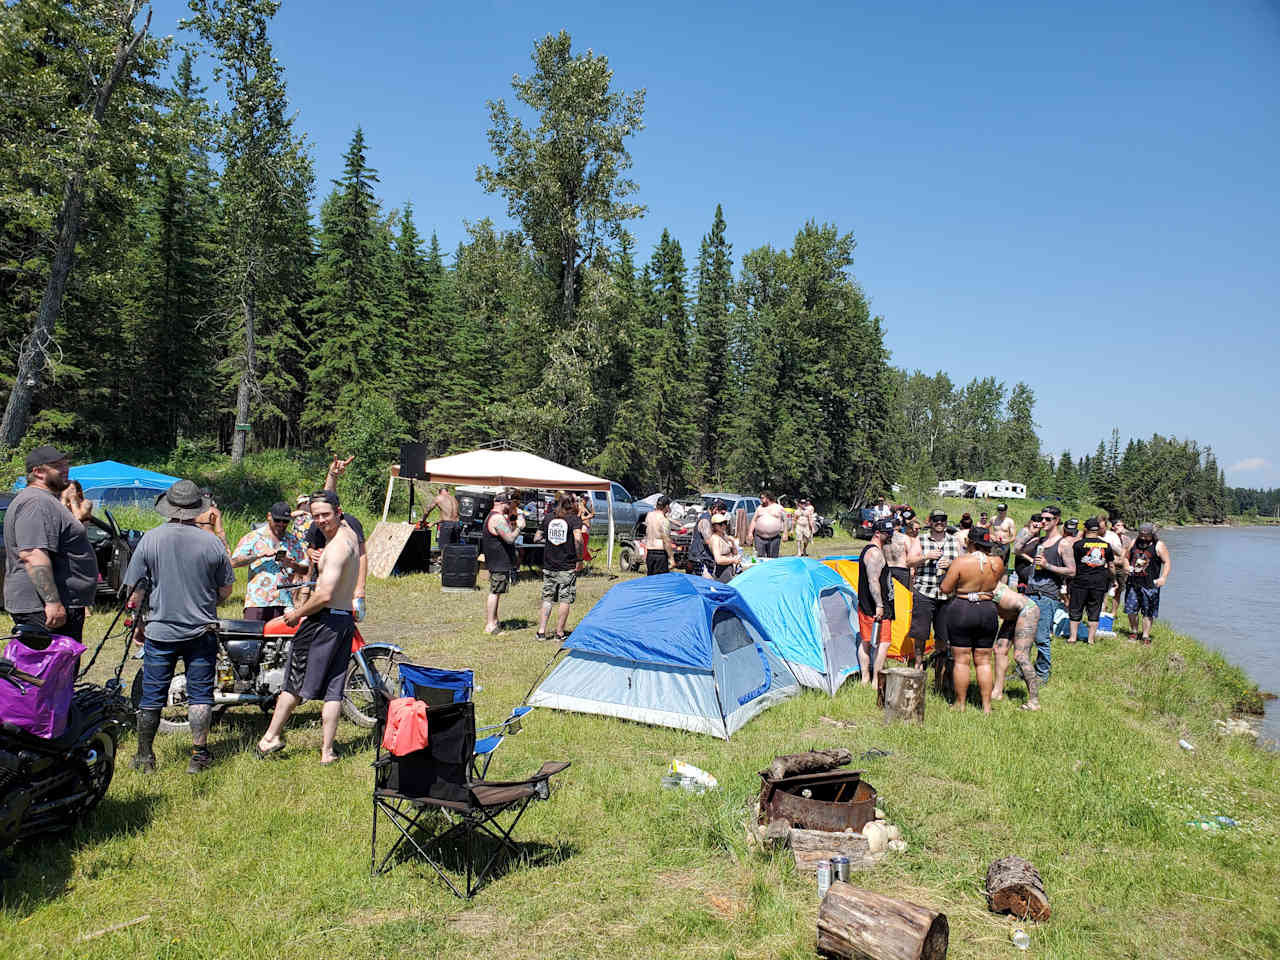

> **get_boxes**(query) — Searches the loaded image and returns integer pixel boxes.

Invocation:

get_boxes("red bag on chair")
[381,697,429,755]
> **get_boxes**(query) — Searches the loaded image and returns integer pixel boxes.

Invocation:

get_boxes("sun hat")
[155,480,213,520]
[711,512,729,524]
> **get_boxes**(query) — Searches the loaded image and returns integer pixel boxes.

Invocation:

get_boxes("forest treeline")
[0,3,1256,519]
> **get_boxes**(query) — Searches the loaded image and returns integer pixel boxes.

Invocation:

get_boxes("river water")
[1156,525,1280,745]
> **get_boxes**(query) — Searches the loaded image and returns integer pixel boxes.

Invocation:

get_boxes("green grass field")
[2,529,1276,959]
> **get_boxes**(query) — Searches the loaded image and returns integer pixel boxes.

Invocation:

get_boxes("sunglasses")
[930,516,947,523]
[1040,516,1055,523]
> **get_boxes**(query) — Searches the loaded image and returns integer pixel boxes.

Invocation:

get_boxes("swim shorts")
[1124,583,1160,619]
[946,598,998,649]
[857,609,892,646]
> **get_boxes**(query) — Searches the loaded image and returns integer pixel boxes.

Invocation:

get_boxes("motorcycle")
[0,628,131,857]
[128,611,404,734]
[815,514,835,538]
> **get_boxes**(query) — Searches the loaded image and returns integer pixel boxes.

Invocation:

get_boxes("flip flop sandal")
[255,740,286,759]
[535,632,547,641]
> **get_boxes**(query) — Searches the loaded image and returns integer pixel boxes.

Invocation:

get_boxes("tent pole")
[380,473,396,523]
[606,487,615,570]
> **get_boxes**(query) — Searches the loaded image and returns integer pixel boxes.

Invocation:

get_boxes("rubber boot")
[132,708,160,773]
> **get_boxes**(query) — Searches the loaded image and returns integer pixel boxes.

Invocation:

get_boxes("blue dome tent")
[528,574,799,739]
[731,557,861,695]
[14,460,179,507]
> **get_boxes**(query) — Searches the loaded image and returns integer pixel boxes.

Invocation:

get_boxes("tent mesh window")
[711,609,769,706]
[819,590,857,646]
[711,608,755,655]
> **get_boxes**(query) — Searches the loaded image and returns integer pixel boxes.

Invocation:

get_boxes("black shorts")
[907,593,948,646]
[646,550,670,576]
[946,599,997,649]
[889,566,910,590]
[437,521,461,548]
[1069,583,1107,622]
[284,612,354,702]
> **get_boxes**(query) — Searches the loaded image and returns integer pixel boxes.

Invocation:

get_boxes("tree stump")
[817,881,949,960]
[767,748,852,781]
[789,828,875,872]
[883,668,926,724]
[984,856,1050,921]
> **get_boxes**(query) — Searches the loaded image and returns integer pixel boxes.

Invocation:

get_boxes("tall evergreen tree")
[692,204,733,481]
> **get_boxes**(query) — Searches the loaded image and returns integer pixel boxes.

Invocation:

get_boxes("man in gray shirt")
[3,445,98,641]
[125,480,234,774]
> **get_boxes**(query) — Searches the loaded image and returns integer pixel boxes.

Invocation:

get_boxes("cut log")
[984,856,1050,921]
[768,748,853,781]
[789,828,875,873]
[883,668,926,724]
[817,881,949,960]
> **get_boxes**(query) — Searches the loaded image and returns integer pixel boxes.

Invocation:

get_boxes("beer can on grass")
[831,855,850,883]
[816,860,831,899]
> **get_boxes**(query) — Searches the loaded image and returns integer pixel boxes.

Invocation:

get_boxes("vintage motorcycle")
[0,629,131,858]
[128,611,403,734]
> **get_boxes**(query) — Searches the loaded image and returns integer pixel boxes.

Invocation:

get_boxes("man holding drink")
[231,501,309,621]
[906,509,959,681]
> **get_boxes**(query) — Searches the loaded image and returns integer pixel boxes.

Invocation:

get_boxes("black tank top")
[481,511,518,573]
[857,544,895,619]
[1128,539,1163,586]
[688,512,713,569]
[1028,536,1065,599]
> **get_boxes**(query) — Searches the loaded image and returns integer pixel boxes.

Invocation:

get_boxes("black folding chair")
[371,696,569,897]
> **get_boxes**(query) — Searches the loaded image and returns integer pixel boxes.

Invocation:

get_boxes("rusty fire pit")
[757,768,877,833]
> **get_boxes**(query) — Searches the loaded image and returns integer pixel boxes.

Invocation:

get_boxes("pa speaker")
[441,543,478,592]
[399,442,429,480]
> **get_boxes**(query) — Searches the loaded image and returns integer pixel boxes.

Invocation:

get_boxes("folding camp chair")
[396,663,534,779]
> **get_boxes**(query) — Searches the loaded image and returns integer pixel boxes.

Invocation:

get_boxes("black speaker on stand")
[441,543,479,592]
[399,442,429,481]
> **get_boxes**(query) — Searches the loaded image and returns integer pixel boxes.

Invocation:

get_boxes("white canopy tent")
[381,447,616,566]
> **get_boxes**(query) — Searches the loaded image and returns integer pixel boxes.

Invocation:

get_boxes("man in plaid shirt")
[907,509,959,682]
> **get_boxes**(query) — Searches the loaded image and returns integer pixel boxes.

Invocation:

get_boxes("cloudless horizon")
[146,0,1280,488]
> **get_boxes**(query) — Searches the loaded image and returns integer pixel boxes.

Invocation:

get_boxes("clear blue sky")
[148,0,1280,487]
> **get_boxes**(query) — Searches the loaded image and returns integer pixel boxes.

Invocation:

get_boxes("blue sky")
[148,1,1280,487]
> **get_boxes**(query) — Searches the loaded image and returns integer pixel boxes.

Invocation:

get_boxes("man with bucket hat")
[123,480,235,774]
[4,445,98,641]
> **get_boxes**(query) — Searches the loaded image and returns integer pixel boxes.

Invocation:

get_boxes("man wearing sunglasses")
[1024,506,1075,686]
[231,501,309,621]
[906,509,959,678]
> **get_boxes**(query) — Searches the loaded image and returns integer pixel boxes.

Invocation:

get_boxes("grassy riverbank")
[2,532,1276,959]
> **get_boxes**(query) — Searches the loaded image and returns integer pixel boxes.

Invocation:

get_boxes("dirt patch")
[447,910,509,937]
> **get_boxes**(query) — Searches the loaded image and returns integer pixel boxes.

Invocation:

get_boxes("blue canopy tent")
[528,574,799,739]
[14,460,179,507]
[731,557,860,695]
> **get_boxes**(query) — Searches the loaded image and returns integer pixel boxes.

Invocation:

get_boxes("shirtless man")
[991,502,1016,546]
[902,510,924,589]
[1102,517,1128,617]
[939,527,1004,713]
[425,485,461,548]
[991,578,1042,710]
[882,517,911,591]
[644,496,675,575]
[748,491,787,558]
[256,492,360,764]
[793,497,817,557]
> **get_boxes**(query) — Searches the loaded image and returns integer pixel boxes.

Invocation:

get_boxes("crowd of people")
[855,499,1173,715]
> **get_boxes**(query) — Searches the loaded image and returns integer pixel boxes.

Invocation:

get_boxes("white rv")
[935,479,973,498]
[973,480,1027,500]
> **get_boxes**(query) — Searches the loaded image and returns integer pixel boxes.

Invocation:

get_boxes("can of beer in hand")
[816,859,831,898]
[831,855,850,883]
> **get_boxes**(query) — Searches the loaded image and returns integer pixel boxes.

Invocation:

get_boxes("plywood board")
[367,521,415,579]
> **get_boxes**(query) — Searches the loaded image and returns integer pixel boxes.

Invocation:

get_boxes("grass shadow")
[2,791,163,907]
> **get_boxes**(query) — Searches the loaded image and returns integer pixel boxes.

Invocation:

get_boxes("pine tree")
[303,127,388,441]
[691,204,733,482]
[388,202,441,437]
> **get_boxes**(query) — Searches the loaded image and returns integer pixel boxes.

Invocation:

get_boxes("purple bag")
[0,634,85,738]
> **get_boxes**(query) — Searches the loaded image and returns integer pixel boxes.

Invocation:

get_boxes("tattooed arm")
[19,547,66,628]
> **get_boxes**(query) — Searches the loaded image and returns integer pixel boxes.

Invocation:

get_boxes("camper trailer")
[973,480,1027,499]
[935,479,973,498]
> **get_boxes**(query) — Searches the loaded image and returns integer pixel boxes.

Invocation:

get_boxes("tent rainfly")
[381,447,617,566]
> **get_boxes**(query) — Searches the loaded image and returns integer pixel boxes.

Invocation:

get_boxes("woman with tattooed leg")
[991,580,1042,710]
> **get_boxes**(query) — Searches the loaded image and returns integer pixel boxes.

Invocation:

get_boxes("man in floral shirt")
[231,501,309,620]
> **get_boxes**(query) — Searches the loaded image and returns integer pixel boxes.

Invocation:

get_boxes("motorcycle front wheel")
[73,730,117,822]
[341,647,402,728]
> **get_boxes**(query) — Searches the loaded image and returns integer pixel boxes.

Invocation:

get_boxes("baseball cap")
[1083,517,1101,531]
[494,491,512,504]
[25,445,68,471]
[873,518,895,535]
[269,501,292,521]
[1139,522,1156,536]
[1064,518,1079,533]
[295,493,310,507]
[969,526,993,547]
[1042,505,1061,518]
[997,503,1008,511]
[310,489,340,509]
[929,509,947,521]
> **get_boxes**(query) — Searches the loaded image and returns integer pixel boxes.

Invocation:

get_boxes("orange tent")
[820,556,931,661]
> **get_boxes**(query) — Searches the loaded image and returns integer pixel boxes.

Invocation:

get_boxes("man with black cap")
[3,446,98,641]
[1025,505,1075,686]
[231,501,309,621]
[856,518,897,685]
[906,509,959,676]
[305,489,367,621]
[991,503,1016,547]
[1124,522,1171,644]
[124,480,235,773]
[1068,517,1114,644]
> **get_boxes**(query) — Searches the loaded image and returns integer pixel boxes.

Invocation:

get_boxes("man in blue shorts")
[1124,522,1172,644]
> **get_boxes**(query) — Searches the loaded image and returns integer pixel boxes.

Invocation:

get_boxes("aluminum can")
[816,860,831,899]
[831,855,850,883]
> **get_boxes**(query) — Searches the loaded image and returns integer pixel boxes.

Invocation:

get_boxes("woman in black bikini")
[940,527,1005,714]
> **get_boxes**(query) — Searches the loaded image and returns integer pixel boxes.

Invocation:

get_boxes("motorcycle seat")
[218,619,265,637]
